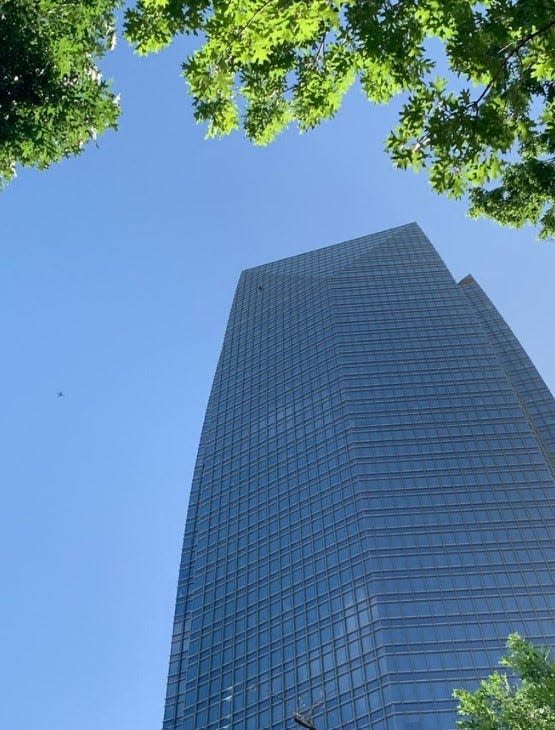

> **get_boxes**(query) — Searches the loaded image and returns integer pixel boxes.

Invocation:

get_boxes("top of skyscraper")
[244,221,423,277]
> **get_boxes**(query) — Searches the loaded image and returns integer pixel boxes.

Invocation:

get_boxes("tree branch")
[472,16,555,109]
[411,16,555,154]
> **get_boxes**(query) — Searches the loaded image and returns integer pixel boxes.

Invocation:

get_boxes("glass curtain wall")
[163,224,555,730]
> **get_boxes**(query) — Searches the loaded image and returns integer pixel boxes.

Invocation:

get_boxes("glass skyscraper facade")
[163,223,555,730]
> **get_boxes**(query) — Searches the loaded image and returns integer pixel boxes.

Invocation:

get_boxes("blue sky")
[1,29,554,730]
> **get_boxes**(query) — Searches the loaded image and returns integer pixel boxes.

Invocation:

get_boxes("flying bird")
[57,391,64,398]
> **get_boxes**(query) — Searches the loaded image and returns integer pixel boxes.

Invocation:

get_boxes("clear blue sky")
[1,28,554,730]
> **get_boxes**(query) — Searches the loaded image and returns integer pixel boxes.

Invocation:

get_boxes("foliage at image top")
[2,0,555,238]
[455,634,555,730]
[0,0,120,187]
[125,0,555,238]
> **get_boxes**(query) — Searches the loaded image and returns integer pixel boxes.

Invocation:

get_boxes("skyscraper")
[163,224,555,730]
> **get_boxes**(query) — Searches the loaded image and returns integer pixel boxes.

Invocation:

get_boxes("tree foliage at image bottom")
[455,634,555,730]
[125,0,555,238]
[0,0,120,187]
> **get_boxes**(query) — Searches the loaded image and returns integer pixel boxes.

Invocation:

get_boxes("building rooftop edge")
[458,274,476,288]
[241,221,424,275]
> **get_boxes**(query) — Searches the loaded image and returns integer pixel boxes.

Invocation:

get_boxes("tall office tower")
[163,224,555,730]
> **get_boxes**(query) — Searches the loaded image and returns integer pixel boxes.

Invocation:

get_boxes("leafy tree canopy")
[0,0,120,187]
[125,0,555,238]
[455,634,555,730]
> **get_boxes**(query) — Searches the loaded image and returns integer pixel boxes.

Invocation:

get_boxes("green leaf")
[0,0,121,187]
